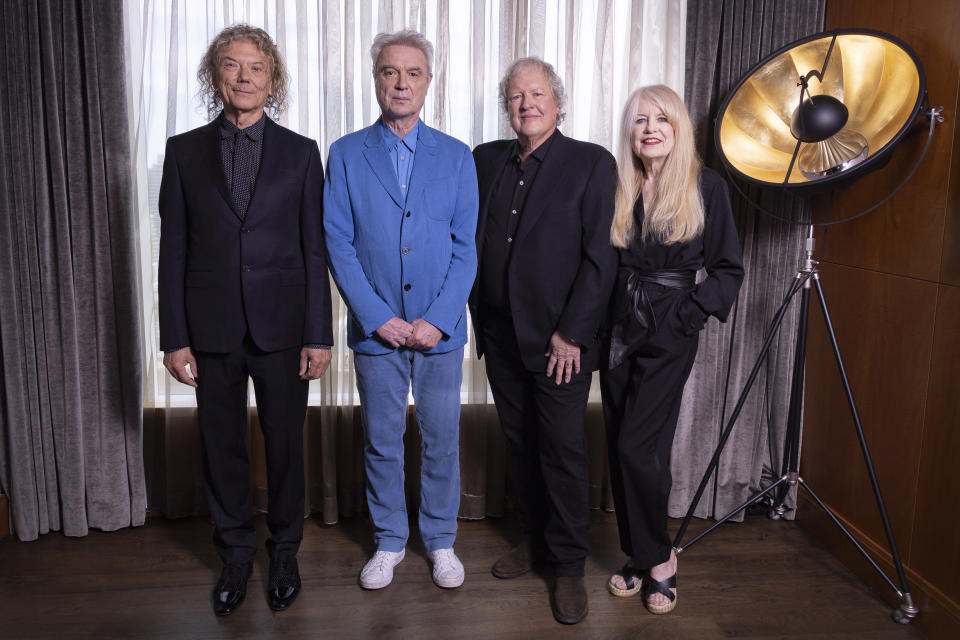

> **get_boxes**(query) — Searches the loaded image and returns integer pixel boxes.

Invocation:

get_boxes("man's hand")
[376,316,415,348]
[163,347,199,388]
[299,347,332,380]
[544,332,581,385]
[406,318,443,350]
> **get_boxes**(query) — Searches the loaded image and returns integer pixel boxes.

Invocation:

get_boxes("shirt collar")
[219,111,267,141]
[380,119,420,153]
[510,128,557,165]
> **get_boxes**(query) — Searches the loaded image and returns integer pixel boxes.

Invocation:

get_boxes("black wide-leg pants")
[194,334,308,565]
[479,317,592,577]
[600,318,699,569]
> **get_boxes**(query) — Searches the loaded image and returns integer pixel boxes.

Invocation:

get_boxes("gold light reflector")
[716,30,925,191]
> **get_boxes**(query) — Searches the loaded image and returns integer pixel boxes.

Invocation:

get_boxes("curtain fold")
[671,0,826,522]
[0,0,146,541]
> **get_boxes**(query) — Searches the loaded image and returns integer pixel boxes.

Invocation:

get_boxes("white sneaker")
[428,548,465,588]
[359,549,405,589]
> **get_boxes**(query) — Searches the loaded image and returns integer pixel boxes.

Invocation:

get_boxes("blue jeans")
[354,347,463,552]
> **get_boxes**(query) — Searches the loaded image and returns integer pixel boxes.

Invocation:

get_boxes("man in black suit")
[470,57,618,625]
[158,25,332,616]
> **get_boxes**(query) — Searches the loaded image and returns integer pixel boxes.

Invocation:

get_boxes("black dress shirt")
[479,130,558,314]
[219,113,266,218]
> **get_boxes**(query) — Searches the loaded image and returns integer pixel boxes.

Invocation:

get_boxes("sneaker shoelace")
[433,550,457,574]
[370,550,394,573]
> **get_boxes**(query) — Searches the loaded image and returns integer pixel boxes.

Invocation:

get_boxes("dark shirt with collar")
[219,112,266,218]
[478,129,558,315]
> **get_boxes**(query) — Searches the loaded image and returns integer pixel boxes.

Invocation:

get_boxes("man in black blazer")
[470,57,618,625]
[158,25,332,616]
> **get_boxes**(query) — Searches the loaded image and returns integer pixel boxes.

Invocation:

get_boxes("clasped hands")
[376,316,442,350]
[545,331,581,385]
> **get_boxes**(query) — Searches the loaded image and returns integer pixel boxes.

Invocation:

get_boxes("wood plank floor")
[0,510,926,639]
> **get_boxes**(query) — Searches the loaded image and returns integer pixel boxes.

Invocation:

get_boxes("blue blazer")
[324,119,479,354]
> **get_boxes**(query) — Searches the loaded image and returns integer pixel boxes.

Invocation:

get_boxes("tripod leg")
[771,282,811,519]
[673,274,809,548]
[677,475,789,553]
[812,276,917,622]
[798,479,901,595]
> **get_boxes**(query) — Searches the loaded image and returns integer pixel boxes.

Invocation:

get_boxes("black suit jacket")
[470,131,618,372]
[158,116,333,354]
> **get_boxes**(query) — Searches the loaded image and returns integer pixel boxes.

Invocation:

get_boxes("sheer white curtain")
[123,0,685,520]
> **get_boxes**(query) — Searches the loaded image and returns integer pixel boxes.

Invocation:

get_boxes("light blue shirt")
[382,120,419,204]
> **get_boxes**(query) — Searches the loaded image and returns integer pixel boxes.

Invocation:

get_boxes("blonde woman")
[601,85,744,614]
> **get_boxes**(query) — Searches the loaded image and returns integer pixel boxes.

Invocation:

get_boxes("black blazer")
[158,117,333,354]
[470,131,618,372]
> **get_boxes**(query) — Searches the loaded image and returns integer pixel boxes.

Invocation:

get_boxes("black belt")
[608,268,696,369]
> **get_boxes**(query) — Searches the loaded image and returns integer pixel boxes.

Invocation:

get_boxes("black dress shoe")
[212,562,253,617]
[267,554,301,611]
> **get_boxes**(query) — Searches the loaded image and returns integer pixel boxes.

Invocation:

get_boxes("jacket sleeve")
[676,173,745,334]
[422,144,480,336]
[555,150,619,349]
[157,138,190,351]
[300,141,334,346]
[323,142,396,336]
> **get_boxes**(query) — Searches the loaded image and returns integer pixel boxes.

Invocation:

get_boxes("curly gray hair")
[370,29,435,76]
[197,24,289,121]
[498,57,566,126]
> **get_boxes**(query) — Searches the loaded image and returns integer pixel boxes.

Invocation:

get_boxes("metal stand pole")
[672,225,918,624]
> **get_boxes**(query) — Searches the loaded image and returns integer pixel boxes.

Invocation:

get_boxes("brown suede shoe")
[491,539,533,579]
[552,576,588,624]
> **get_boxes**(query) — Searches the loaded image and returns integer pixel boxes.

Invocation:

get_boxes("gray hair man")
[469,56,618,625]
[323,29,478,591]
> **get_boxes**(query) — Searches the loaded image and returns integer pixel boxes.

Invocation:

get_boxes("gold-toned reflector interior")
[718,33,921,186]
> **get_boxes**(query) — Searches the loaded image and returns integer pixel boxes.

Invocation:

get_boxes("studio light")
[715,30,926,192]
[673,29,944,626]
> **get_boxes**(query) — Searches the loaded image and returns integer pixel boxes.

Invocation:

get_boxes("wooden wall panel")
[802,264,936,552]
[942,104,960,285]
[911,284,960,603]
[816,1,958,282]
[799,1,960,637]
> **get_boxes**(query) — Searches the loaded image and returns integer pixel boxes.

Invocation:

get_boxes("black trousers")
[600,312,699,569]
[479,316,591,577]
[194,334,308,565]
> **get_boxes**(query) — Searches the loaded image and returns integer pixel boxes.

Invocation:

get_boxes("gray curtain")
[671,0,826,521]
[0,0,145,540]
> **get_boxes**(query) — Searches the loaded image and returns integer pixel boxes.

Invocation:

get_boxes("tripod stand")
[671,225,918,623]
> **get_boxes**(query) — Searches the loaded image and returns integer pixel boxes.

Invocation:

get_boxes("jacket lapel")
[361,121,405,209]
[244,117,279,224]
[200,119,242,220]
[475,142,514,258]
[406,123,438,208]
[513,130,573,246]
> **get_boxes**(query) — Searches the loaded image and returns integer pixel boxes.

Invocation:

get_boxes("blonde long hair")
[610,85,704,248]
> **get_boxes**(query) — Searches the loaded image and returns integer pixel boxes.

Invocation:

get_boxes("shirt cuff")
[303,344,332,349]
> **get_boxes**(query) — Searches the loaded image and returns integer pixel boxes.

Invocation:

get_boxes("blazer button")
[241,265,251,272]
[406,211,412,218]
[404,284,412,291]
[401,247,410,255]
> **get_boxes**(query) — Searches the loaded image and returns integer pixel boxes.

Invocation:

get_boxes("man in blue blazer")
[159,26,332,616]
[324,29,478,591]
